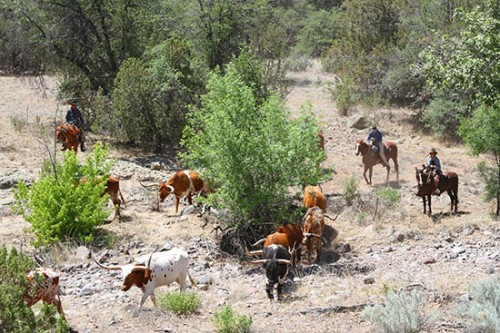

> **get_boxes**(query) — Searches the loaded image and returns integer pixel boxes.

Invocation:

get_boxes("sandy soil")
[0,66,498,333]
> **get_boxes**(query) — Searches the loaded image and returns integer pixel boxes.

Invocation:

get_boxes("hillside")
[0,66,498,333]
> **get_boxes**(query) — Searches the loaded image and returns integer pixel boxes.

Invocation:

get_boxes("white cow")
[94,248,197,308]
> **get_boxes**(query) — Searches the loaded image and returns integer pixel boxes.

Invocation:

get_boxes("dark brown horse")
[355,140,399,185]
[415,166,459,216]
[56,124,81,153]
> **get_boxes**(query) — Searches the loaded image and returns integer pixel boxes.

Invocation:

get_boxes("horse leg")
[427,195,432,216]
[368,167,373,186]
[363,166,370,185]
[422,197,426,215]
[385,165,390,185]
[393,158,399,184]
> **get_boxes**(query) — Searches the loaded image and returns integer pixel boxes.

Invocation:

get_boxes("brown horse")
[415,166,459,216]
[56,124,81,153]
[355,140,399,185]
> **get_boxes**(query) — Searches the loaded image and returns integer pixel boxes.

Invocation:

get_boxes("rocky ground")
[0,65,499,333]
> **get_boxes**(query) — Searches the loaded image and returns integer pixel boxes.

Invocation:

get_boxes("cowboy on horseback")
[365,126,389,167]
[65,99,86,152]
[424,148,443,195]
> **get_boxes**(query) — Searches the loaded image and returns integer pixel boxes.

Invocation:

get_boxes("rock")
[79,284,93,296]
[350,116,370,130]
[422,257,436,264]
[338,243,351,253]
[195,274,212,285]
[150,161,162,170]
[364,277,375,284]
[75,246,91,260]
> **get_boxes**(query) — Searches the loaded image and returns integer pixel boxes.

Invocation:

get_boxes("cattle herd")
[21,139,460,318]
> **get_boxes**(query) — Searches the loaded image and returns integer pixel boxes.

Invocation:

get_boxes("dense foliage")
[212,305,252,333]
[458,103,500,215]
[0,246,68,332]
[13,144,115,246]
[181,53,328,224]
[111,37,205,150]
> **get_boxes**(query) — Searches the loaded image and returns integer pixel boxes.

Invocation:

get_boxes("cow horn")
[249,259,269,264]
[324,213,339,221]
[277,259,291,265]
[247,250,263,256]
[139,179,159,188]
[93,258,123,271]
[252,238,266,247]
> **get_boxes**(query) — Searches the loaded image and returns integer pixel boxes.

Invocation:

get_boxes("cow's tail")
[188,270,199,288]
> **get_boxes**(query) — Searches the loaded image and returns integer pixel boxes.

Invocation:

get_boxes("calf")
[141,170,210,213]
[250,244,291,301]
[24,268,64,315]
[94,248,197,308]
[303,185,327,211]
[302,206,325,264]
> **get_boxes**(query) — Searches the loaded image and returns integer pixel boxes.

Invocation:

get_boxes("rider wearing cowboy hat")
[65,99,86,152]
[424,148,443,195]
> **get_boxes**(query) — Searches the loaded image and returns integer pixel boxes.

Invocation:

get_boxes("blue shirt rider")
[65,99,86,152]
[425,148,443,194]
[366,126,388,166]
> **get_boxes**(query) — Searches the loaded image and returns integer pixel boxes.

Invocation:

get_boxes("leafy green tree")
[421,0,499,109]
[13,144,114,246]
[458,103,500,215]
[0,246,68,332]
[181,54,328,224]
[112,37,205,150]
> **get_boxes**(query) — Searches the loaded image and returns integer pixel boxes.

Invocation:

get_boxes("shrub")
[341,174,360,206]
[13,143,114,246]
[10,116,27,133]
[157,291,200,315]
[181,53,329,224]
[0,245,68,332]
[362,289,439,333]
[459,275,500,333]
[375,187,400,207]
[212,305,252,333]
[421,95,468,138]
[112,37,205,150]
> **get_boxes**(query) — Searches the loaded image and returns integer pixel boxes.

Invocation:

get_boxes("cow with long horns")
[249,244,292,301]
[94,248,197,308]
[140,170,210,213]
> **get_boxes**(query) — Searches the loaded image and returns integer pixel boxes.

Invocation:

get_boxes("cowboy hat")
[429,148,437,154]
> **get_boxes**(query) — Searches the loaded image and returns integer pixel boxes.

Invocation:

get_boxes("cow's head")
[94,252,154,291]
[158,181,174,202]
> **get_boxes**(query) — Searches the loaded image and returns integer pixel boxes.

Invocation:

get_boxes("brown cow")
[141,170,210,213]
[303,185,327,212]
[104,175,125,219]
[80,175,125,220]
[275,223,304,266]
[24,268,64,315]
[302,206,325,264]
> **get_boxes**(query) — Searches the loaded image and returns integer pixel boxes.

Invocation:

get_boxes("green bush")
[460,275,500,332]
[341,174,360,206]
[112,37,205,150]
[421,95,468,137]
[13,143,114,246]
[375,187,400,207]
[362,289,438,333]
[157,291,200,315]
[0,245,69,332]
[212,306,252,333]
[181,53,329,224]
